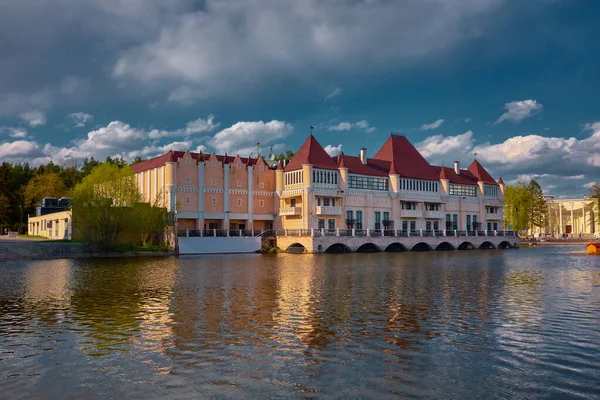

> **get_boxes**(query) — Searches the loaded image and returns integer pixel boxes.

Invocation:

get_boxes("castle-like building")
[132,133,505,233]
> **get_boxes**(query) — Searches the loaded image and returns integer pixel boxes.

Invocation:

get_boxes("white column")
[582,205,586,234]
[197,162,205,230]
[224,164,231,229]
[247,166,254,229]
[571,203,574,234]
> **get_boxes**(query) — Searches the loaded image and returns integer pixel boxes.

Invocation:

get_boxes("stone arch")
[458,241,475,250]
[385,243,408,252]
[435,242,455,251]
[480,241,496,249]
[356,243,382,253]
[411,242,432,251]
[499,241,512,249]
[324,243,352,253]
[285,243,307,253]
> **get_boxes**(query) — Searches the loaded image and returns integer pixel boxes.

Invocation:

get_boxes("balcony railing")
[400,209,423,218]
[486,212,501,220]
[423,210,444,218]
[315,206,342,215]
[279,207,301,216]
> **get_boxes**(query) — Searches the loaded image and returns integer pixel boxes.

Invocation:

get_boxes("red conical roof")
[373,134,439,180]
[276,160,284,170]
[467,159,497,184]
[284,134,338,171]
[439,166,448,180]
[389,158,399,175]
[497,177,504,184]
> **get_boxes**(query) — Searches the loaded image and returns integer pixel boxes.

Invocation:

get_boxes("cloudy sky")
[0,0,598,197]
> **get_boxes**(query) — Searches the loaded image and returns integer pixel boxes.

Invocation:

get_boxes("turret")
[439,167,449,195]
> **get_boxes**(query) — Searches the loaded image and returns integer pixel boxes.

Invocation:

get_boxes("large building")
[530,197,598,238]
[133,133,505,234]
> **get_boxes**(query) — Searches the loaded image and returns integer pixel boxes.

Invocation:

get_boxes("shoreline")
[522,241,593,246]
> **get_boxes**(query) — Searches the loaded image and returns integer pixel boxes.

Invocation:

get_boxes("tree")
[71,164,141,250]
[273,150,295,161]
[22,172,67,207]
[0,194,10,224]
[131,156,144,165]
[503,182,533,232]
[528,179,548,231]
[589,182,600,215]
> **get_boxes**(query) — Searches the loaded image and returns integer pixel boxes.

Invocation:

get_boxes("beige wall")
[28,210,72,240]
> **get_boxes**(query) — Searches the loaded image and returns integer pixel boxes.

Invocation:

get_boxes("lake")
[1,247,599,399]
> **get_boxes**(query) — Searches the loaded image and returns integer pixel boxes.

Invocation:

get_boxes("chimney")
[360,148,368,165]
[454,161,460,175]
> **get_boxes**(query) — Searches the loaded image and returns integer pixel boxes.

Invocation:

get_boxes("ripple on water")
[0,249,599,399]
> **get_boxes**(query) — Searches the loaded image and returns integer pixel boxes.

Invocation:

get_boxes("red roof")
[439,167,448,180]
[373,134,439,180]
[431,166,478,185]
[497,177,504,185]
[284,134,338,171]
[332,154,389,177]
[389,159,399,175]
[467,160,498,185]
[131,150,260,173]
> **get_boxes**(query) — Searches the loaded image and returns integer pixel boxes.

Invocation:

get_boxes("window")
[290,198,296,207]
[318,219,325,229]
[211,179,217,186]
[328,219,335,230]
[484,185,499,197]
[473,215,478,230]
[446,214,458,230]
[323,198,330,207]
[425,203,440,211]
[259,182,264,189]
[211,197,217,206]
[374,211,381,230]
[401,201,416,210]
[467,214,472,231]
[237,180,242,188]
[410,221,416,231]
[449,184,477,197]
[433,221,439,231]
[348,175,388,190]
[184,196,191,205]
[426,221,431,231]
[356,210,363,230]
[185,176,191,184]
[237,198,243,207]
[259,200,264,208]
[346,210,354,228]
[402,221,408,231]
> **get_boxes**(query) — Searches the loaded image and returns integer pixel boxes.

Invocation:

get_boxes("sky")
[0,0,599,198]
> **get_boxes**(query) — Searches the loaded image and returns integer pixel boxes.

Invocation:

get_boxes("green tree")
[528,179,548,231]
[0,193,11,224]
[503,182,533,232]
[22,172,67,207]
[71,164,141,250]
[273,150,295,161]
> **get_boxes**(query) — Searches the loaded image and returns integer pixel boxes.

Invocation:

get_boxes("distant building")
[531,197,598,237]
[133,134,505,234]
[27,197,72,239]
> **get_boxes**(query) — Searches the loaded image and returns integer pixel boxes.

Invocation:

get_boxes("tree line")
[0,156,130,233]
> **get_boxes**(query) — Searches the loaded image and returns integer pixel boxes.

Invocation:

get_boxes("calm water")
[1,247,599,399]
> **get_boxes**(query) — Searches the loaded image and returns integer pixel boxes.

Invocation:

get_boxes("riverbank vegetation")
[503,179,549,232]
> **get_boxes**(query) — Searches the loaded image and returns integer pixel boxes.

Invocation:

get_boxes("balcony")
[316,206,342,215]
[400,209,423,218]
[423,210,444,219]
[486,212,501,220]
[279,207,301,216]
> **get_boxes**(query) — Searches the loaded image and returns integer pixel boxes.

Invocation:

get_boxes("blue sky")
[0,0,599,197]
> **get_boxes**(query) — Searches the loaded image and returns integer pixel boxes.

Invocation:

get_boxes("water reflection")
[0,247,599,399]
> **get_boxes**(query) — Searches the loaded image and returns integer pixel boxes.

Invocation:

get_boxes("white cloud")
[420,118,444,130]
[19,110,47,127]
[495,100,543,124]
[584,182,597,189]
[209,120,293,155]
[328,122,353,131]
[167,86,208,104]
[464,118,472,123]
[68,112,93,128]
[565,174,585,180]
[185,114,220,134]
[0,140,42,158]
[417,130,474,159]
[327,120,375,133]
[325,87,342,101]
[584,121,600,131]
[324,144,342,156]
[0,127,29,139]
